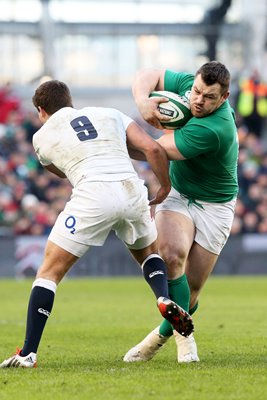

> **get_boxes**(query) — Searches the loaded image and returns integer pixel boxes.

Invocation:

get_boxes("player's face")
[190,74,229,118]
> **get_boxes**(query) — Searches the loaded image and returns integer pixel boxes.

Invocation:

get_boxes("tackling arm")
[126,121,171,205]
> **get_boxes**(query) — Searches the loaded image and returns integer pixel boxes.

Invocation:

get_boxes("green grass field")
[0,276,266,400]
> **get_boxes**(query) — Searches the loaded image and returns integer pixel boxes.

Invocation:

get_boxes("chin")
[192,110,203,118]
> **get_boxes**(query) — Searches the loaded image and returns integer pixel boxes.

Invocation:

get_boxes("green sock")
[159,274,190,337]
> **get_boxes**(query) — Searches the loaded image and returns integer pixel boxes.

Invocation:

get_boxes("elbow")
[146,145,167,160]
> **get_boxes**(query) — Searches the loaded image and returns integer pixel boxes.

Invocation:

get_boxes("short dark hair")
[32,80,73,115]
[195,61,230,94]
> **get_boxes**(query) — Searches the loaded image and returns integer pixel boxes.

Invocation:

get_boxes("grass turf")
[0,276,266,400]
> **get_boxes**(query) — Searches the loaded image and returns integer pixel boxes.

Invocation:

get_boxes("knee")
[160,244,187,267]
[159,247,187,279]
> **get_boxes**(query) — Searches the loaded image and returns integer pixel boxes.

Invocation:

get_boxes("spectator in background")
[0,82,21,124]
[235,69,267,139]
[22,110,42,142]
[230,127,267,235]
[242,211,259,233]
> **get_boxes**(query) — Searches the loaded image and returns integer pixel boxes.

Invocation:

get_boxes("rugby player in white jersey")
[0,79,193,368]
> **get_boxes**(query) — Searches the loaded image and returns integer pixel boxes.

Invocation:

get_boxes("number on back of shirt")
[70,116,98,141]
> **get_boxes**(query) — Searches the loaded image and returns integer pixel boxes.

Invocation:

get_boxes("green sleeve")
[164,70,194,94]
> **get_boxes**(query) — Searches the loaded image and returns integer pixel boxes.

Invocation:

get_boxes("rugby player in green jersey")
[124,61,239,363]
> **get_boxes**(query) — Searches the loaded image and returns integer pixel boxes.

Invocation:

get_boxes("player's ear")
[36,106,42,114]
[37,107,49,122]
[222,90,230,101]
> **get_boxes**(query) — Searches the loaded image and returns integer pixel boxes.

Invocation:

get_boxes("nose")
[195,95,204,104]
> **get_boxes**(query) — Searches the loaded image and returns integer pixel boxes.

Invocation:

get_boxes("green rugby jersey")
[164,69,239,203]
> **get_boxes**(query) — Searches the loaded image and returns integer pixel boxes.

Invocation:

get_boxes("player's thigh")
[186,201,234,293]
[155,187,195,261]
[156,210,195,261]
[193,199,235,254]
[116,180,157,250]
[36,240,79,283]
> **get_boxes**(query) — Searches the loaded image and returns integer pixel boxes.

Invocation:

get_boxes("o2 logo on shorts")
[65,216,76,234]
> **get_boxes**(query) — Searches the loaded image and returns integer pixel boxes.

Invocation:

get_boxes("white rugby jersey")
[32,107,138,187]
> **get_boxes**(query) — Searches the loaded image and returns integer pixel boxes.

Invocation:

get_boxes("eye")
[205,94,216,100]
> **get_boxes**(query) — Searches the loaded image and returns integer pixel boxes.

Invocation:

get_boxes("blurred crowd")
[0,75,267,237]
[0,83,72,236]
[232,69,267,234]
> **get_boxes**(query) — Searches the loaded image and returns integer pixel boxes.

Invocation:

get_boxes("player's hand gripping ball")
[149,90,192,129]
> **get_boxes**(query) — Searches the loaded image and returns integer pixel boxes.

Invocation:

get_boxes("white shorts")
[155,187,236,255]
[48,178,157,257]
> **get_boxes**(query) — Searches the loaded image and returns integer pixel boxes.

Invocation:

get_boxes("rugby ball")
[149,90,191,129]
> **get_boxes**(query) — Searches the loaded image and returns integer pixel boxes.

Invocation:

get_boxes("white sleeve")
[119,111,134,130]
[32,133,51,166]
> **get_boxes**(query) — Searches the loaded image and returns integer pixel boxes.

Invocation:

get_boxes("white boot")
[0,349,37,368]
[174,331,200,363]
[123,326,170,362]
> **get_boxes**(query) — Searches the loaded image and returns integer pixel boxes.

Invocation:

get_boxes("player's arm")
[126,121,171,205]
[132,68,171,129]
[32,133,66,178]
[44,163,67,179]
[156,133,186,161]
